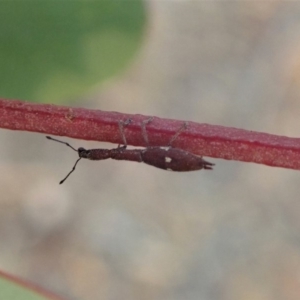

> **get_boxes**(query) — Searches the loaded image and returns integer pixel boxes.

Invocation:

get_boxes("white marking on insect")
[160,146,170,151]
[165,157,172,163]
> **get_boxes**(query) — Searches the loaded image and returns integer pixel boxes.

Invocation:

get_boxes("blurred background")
[1,1,300,300]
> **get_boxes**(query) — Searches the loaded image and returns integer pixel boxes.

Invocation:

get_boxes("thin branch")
[0,269,67,300]
[1,98,300,170]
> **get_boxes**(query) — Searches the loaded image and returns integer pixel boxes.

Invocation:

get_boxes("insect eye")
[77,147,90,159]
[78,147,89,155]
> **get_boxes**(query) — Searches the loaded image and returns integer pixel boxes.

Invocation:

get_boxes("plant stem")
[0,98,300,170]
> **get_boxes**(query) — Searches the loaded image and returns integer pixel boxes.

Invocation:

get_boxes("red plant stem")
[0,269,67,300]
[0,98,300,170]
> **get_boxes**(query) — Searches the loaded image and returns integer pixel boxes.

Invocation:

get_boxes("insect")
[46,118,214,184]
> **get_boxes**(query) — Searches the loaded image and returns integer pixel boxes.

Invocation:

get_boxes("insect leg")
[168,122,188,146]
[118,119,132,148]
[141,117,154,146]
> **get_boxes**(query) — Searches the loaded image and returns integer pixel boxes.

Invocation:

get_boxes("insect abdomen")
[141,147,214,171]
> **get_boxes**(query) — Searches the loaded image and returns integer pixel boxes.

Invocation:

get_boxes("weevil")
[46,118,214,184]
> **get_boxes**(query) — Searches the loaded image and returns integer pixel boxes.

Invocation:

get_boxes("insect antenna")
[46,136,81,184]
[46,136,78,152]
[59,157,82,184]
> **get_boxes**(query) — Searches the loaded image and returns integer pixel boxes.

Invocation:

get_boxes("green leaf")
[0,0,146,103]
[0,276,55,300]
